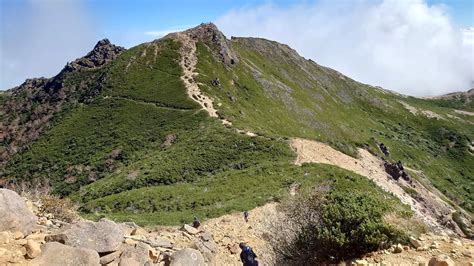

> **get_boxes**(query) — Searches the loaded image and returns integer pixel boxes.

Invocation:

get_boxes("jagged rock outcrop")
[0,39,124,167]
[0,189,37,235]
[62,39,125,73]
[181,23,238,66]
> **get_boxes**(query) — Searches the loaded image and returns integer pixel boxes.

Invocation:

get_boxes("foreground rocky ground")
[0,188,473,265]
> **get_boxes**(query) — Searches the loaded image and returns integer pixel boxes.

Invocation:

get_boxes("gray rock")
[99,250,122,265]
[170,248,205,266]
[200,231,213,242]
[147,235,173,249]
[45,218,124,253]
[120,242,153,265]
[30,242,100,266]
[194,235,218,262]
[0,189,38,235]
[182,224,199,235]
[118,222,139,236]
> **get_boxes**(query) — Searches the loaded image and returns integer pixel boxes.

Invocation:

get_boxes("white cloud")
[0,0,98,90]
[216,0,473,96]
[462,27,474,46]
[144,25,195,38]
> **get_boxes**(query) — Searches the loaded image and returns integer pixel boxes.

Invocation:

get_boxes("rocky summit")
[0,23,473,265]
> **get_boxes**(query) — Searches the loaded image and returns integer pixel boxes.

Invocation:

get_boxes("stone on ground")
[428,254,454,266]
[410,236,423,248]
[99,250,122,265]
[120,242,155,265]
[170,248,205,266]
[0,189,38,235]
[182,224,199,235]
[30,242,100,266]
[45,218,124,253]
[26,239,42,258]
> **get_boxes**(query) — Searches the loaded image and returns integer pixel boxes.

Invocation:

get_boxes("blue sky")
[1,0,473,95]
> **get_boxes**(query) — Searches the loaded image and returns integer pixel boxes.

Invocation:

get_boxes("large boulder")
[0,189,38,235]
[45,218,124,253]
[428,255,454,266]
[30,242,100,266]
[170,248,205,266]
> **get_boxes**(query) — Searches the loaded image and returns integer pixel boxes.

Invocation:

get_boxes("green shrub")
[271,187,407,264]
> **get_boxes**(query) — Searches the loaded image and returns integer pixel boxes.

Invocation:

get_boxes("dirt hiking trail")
[171,32,232,126]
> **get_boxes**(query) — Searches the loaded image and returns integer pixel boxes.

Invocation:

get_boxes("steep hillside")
[1,23,472,242]
[193,25,473,216]
[0,39,125,164]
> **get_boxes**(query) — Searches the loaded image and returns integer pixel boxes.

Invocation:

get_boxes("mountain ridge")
[1,23,473,244]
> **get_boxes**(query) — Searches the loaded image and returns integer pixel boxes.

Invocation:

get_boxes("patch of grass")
[81,163,411,226]
[72,121,294,202]
[105,39,198,109]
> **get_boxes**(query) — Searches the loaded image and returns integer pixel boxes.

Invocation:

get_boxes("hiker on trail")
[192,217,201,229]
[379,143,390,156]
[239,242,258,266]
[396,160,403,170]
[212,77,220,86]
[243,211,249,223]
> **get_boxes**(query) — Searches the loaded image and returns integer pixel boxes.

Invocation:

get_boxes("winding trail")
[173,32,232,126]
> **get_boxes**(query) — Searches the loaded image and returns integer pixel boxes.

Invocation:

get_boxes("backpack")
[240,247,258,266]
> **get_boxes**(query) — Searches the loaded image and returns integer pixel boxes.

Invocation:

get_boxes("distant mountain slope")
[0,39,125,164]
[0,24,472,235]
[424,88,474,111]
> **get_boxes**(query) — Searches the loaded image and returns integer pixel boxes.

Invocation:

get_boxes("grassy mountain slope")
[1,24,472,228]
[195,36,474,214]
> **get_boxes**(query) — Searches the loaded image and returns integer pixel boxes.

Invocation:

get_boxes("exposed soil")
[290,138,462,236]
[150,202,474,266]
[399,101,444,120]
[171,32,232,126]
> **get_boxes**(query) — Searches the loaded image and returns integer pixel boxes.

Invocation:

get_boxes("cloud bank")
[0,0,98,90]
[216,0,473,96]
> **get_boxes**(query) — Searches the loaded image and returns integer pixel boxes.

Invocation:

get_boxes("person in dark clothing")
[379,143,390,156]
[192,217,200,229]
[239,242,258,266]
[243,211,249,223]
[396,160,404,171]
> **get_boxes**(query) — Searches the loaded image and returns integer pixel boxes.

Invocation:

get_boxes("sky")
[0,0,473,96]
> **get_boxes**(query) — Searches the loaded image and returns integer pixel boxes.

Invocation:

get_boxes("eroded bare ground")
[399,101,444,120]
[149,203,474,265]
[290,138,463,236]
[152,203,278,266]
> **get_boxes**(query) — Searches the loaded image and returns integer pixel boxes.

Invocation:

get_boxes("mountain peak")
[94,38,112,49]
[63,38,125,73]
[177,22,238,66]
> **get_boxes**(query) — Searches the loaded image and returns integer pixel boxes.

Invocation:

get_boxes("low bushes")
[269,186,407,264]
